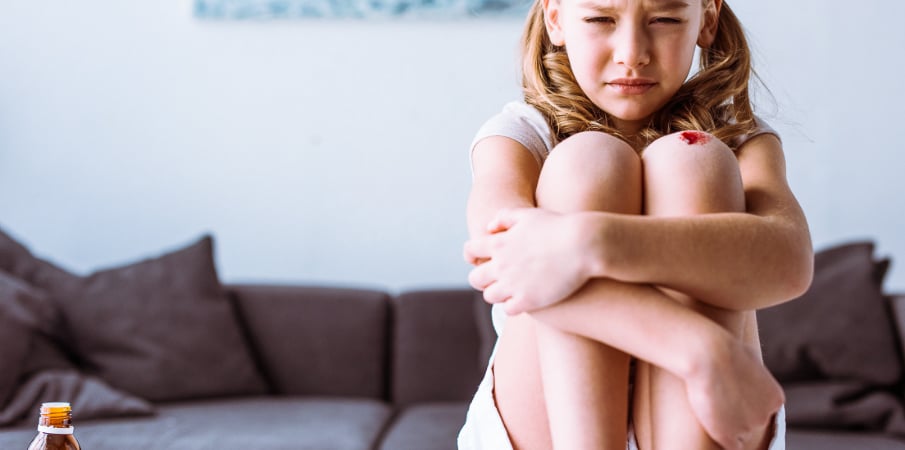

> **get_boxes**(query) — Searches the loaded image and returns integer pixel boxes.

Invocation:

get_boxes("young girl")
[458,0,813,449]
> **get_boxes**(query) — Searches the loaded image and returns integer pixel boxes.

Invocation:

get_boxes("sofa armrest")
[888,294,905,354]
[392,289,485,406]
[227,284,390,399]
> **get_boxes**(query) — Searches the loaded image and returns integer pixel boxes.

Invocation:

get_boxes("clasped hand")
[464,208,594,315]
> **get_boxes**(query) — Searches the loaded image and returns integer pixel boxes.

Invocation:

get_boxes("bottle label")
[37,425,74,435]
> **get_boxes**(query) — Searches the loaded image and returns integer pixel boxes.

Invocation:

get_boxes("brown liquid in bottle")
[27,402,81,450]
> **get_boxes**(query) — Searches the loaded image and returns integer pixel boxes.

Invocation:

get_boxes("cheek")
[657,42,695,84]
[565,43,606,84]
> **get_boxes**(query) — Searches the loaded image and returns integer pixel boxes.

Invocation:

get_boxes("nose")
[612,22,650,69]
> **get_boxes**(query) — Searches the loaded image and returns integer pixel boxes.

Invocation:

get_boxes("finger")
[502,299,524,316]
[468,263,496,292]
[486,208,526,234]
[482,281,511,304]
[463,238,492,264]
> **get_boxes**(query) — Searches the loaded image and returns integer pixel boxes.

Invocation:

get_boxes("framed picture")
[194,0,531,19]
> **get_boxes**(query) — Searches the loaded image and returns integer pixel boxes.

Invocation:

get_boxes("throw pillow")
[0,369,154,426]
[759,241,901,385]
[50,235,268,401]
[0,271,54,408]
[0,227,81,385]
[783,380,905,435]
[0,227,81,295]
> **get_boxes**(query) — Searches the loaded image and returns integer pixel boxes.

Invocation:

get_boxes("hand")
[463,208,594,315]
[684,338,785,450]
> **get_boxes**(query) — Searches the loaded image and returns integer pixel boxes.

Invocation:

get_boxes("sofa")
[1,229,905,449]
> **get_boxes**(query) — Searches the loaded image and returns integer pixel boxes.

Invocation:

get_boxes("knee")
[642,131,744,215]
[544,131,639,177]
[537,132,641,213]
[642,131,738,175]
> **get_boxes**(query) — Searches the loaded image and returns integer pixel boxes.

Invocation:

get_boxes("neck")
[609,116,652,151]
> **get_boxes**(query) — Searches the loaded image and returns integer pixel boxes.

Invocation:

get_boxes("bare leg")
[494,131,783,450]
[632,132,775,450]
[525,271,781,449]
[521,133,783,450]
[534,132,640,450]
[494,131,640,450]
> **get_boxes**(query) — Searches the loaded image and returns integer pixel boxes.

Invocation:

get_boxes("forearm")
[528,277,732,380]
[586,210,813,310]
[466,187,534,239]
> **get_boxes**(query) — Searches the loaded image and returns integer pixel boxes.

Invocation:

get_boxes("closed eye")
[651,17,683,24]
[584,16,615,24]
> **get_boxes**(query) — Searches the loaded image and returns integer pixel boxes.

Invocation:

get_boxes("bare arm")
[466,136,541,240]
[585,134,813,310]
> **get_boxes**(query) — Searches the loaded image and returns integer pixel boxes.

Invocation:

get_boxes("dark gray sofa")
[1,284,904,449]
[1,228,904,449]
[0,286,484,450]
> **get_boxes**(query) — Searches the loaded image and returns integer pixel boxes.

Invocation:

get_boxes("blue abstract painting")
[195,0,531,19]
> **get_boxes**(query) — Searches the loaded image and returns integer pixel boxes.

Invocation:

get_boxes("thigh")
[493,131,641,450]
[492,314,552,450]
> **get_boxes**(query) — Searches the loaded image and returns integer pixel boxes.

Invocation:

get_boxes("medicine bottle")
[27,402,81,450]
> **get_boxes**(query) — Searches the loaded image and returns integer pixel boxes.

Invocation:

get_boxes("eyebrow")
[653,0,690,10]
[576,0,690,12]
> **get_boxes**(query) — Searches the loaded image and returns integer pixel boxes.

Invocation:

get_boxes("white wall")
[1,1,904,292]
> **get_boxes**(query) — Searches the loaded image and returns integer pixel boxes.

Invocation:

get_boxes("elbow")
[741,222,814,310]
[771,231,815,306]
[783,248,814,300]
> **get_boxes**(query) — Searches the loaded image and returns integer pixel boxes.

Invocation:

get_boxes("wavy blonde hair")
[522,0,757,148]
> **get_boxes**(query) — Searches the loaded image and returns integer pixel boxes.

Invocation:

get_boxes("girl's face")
[543,0,720,134]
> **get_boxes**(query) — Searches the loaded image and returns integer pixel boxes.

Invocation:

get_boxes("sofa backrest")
[229,284,391,400]
[391,289,486,406]
[229,284,490,405]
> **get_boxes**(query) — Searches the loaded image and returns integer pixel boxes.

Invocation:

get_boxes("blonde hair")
[521,0,757,148]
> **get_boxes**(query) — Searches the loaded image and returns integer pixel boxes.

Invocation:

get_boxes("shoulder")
[470,101,553,170]
[731,115,782,149]
[735,120,787,189]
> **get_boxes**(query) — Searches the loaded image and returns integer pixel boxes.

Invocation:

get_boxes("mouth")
[605,78,657,94]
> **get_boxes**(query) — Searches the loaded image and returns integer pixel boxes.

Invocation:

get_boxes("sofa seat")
[379,402,468,450]
[788,429,905,450]
[0,397,392,450]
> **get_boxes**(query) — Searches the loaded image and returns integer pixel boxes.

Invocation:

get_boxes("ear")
[543,0,565,46]
[697,0,721,48]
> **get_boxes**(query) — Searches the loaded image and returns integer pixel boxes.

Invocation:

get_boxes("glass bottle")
[27,402,81,450]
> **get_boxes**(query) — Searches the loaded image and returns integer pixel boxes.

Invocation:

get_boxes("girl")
[458,0,813,449]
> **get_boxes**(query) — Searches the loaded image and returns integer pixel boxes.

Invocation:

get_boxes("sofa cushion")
[230,285,390,398]
[50,235,268,401]
[0,397,393,450]
[379,402,467,450]
[787,430,905,450]
[758,241,901,385]
[392,290,485,406]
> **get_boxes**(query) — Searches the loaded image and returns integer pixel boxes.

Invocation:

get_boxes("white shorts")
[457,345,786,450]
